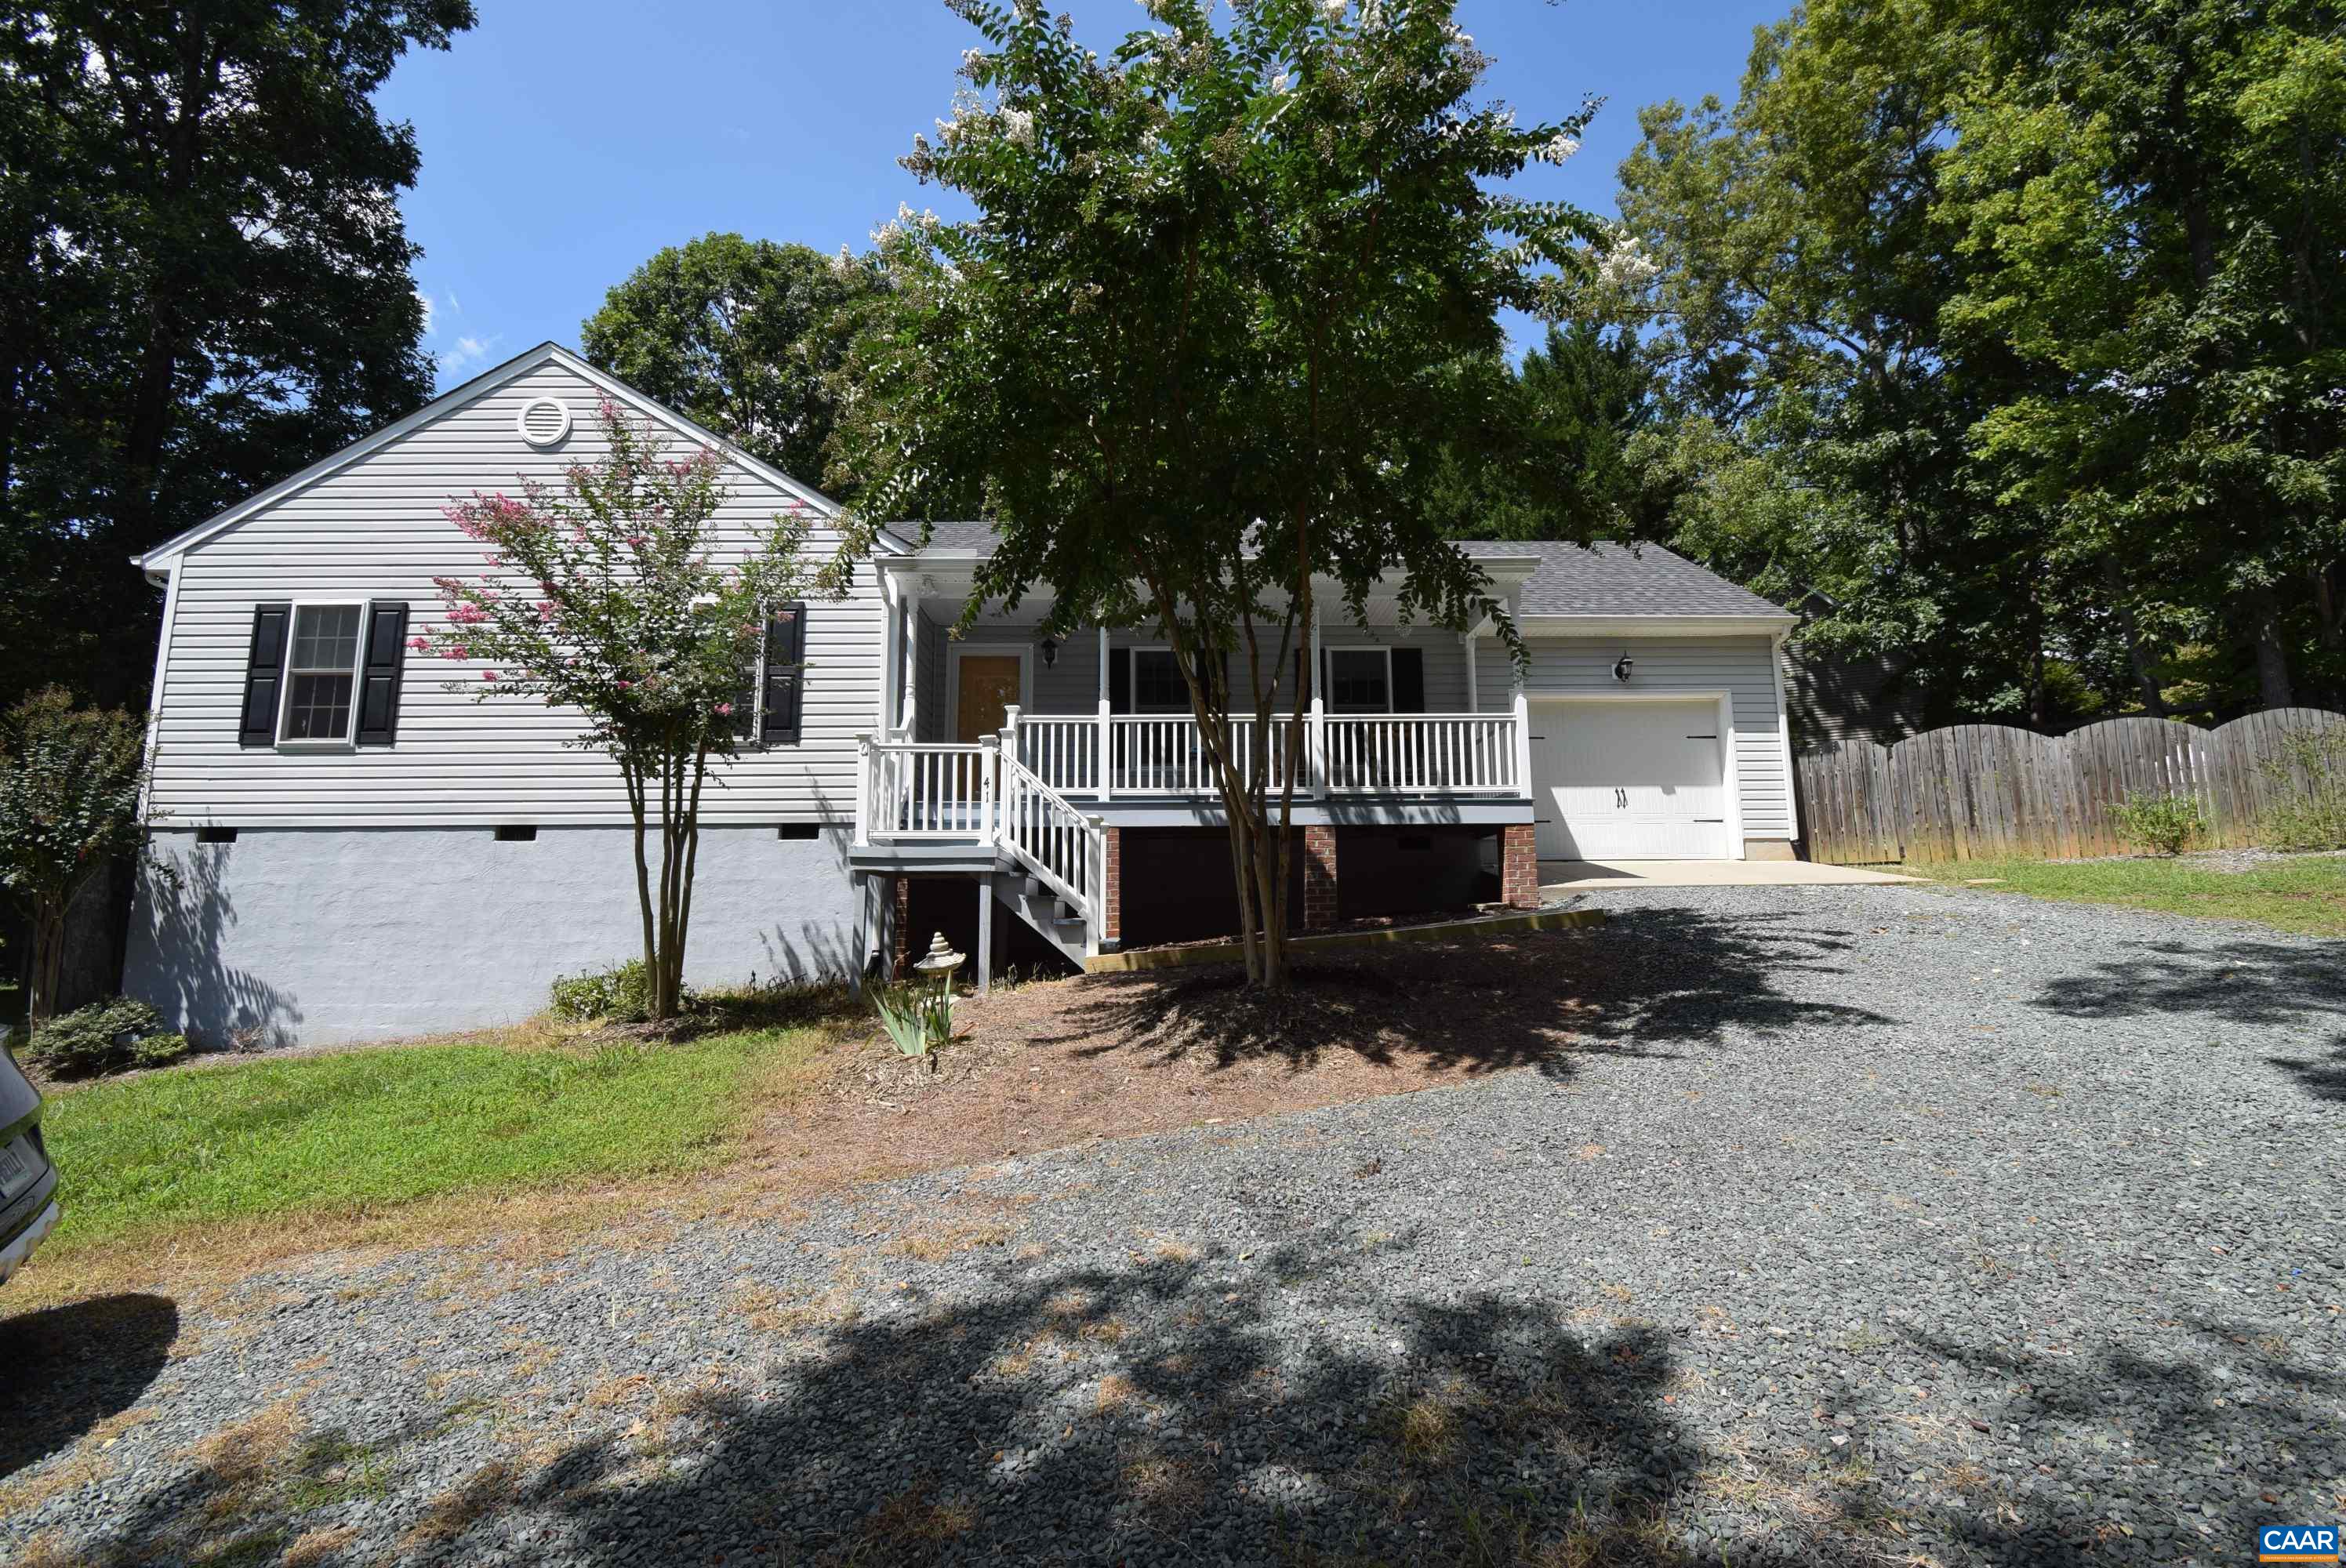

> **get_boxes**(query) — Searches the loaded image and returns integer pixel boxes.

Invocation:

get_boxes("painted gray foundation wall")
[123,826,869,1047]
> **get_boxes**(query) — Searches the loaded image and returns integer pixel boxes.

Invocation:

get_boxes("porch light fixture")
[1039,635,1059,668]
[1613,653,1635,684]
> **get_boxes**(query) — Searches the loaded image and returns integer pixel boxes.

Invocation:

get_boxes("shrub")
[2110,793,2206,856]
[26,996,165,1076]
[2257,726,2346,851]
[130,1033,191,1069]
[548,960,693,1023]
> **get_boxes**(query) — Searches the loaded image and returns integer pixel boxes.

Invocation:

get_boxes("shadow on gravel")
[1898,1319,2344,1562]
[2269,1039,2346,1101]
[1045,908,1895,1080]
[518,1241,1832,1567]
[0,1293,178,1479]
[2027,936,2346,1033]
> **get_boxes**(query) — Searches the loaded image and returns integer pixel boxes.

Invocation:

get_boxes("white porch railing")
[1322,713,1522,793]
[1011,707,1521,797]
[857,732,1106,951]
[862,741,994,839]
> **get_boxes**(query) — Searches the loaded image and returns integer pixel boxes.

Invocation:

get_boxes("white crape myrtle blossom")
[1596,234,1661,290]
[1320,0,1346,20]
[1001,105,1037,146]
[1272,71,1291,92]
[1534,132,1580,165]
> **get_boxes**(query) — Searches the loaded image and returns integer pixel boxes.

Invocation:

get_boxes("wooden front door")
[956,655,1023,742]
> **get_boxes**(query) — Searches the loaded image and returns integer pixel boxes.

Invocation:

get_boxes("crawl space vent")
[516,396,572,448]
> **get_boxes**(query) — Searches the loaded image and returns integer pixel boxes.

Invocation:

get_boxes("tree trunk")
[2249,589,2295,710]
[28,893,66,1029]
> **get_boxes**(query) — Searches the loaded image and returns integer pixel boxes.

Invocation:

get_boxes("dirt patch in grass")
[736,932,1603,1195]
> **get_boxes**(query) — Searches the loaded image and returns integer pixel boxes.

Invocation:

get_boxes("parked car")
[0,1039,60,1284]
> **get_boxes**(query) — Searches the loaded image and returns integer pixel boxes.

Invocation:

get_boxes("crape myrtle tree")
[416,401,843,1021]
[0,689,155,1025]
[832,0,1611,989]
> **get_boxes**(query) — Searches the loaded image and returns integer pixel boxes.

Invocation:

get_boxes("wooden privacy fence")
[1796,708,2346,864]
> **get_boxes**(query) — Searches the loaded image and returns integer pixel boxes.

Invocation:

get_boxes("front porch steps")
[992,870,1091,970]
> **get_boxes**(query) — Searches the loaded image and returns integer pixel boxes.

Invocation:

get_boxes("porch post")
[899,586,922,739]
[1511,684,1532,797]
[975,873,993,997]
[877,572,901,735]
[979,733,998,844]
[1096,625,1113,800]
[1462,631,1480,715]
[853,732,873,847]
[1309,597,1327,798]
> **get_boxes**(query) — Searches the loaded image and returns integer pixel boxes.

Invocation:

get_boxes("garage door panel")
[1532,702,1727,860]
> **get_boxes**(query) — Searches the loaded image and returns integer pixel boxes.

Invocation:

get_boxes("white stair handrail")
[995,745,1101,926]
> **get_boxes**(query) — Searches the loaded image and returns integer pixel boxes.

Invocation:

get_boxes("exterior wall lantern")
[1039,635,1059,668]
[1613,653,1635,684]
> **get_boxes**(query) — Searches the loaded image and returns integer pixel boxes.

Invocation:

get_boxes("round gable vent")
[517,396,572,448]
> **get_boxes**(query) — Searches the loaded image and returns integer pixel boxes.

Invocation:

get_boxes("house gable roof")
[133,342,873,574]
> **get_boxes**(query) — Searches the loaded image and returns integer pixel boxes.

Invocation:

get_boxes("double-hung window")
[1130,648,1189,714]
[278,604,365,743]
[1325,648,1393,714]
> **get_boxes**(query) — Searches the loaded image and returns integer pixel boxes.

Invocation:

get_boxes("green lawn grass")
[1908,854,2346,938]
[34,1022,835,1258]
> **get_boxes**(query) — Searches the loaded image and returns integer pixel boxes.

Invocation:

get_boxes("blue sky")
[380,0,1779,389]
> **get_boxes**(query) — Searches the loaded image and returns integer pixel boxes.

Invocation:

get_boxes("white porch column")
[877,572,901,735]
[899,586,922,739]
[1308,595,1327,798]
[1096,625,1113,800]
[1511,677,1532,798]
[853,732,873,847]
[1462,630,1480,714]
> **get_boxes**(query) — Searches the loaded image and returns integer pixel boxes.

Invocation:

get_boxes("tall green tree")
[1614,0,2344,724]
[1425,320,1669,543]
[0,0,472,710]
[834,0,1606,988]
[1937,0,2346,711]
[581,234,888,503]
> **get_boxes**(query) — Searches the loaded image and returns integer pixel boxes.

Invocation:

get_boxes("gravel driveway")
[5,884,2342,1566]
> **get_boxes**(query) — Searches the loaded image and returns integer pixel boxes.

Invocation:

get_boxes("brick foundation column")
[1302,824,1340,929]
[1101,827,1121,948]
[892,875,912,975]
[1500,822,1539,909]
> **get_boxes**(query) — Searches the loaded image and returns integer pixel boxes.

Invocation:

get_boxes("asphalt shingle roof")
[881,523,1788,620]
[1458,539,1789,619]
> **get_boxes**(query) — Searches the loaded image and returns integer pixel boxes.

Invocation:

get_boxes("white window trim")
[1125,644,1196,715]
[1325,645,1395,715]
[946,642,1034,740]
[275,599,367,750]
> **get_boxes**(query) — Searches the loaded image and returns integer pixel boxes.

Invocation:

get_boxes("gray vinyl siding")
[1477,635,1793,838]
[148,359,881,828]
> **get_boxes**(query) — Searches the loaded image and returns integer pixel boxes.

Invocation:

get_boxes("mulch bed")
[741,930,1609,1193]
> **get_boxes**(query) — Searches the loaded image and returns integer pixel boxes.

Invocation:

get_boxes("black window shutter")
[761,602,806,746]
[1393,648,1427,713]
[1108,648,1131,713]
[238,604,292,746]
[355,601,410,746]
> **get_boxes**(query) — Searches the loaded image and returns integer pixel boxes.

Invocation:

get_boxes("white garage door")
[1531,700,1730,860]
